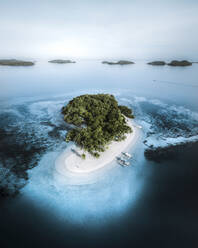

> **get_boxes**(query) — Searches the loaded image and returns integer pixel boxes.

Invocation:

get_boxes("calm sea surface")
[0,60,198,248]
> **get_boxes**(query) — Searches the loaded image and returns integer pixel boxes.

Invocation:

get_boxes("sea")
[0,59,198,248]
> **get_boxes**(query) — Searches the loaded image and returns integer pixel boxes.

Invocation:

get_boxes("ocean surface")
[0,60,198,248]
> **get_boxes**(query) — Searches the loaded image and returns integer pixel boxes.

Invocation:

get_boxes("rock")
[48,59,76,64]
[167,60,192,66]
[0,59,34,66]
[147,61,166,65]
[102,60,134,65]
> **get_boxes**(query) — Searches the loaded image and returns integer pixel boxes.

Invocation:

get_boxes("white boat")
[122,152,132,158]
[117,157,130,166]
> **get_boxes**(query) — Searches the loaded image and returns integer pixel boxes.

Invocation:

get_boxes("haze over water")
[1,0,198,59]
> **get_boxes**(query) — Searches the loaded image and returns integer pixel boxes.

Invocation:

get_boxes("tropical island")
[55,94,140,175]
[0,59,34,66]
[48,59,76,64]
[167,60,192,66]
[102,60,135,65]
[62,94,134,158]
[147,61,166,66]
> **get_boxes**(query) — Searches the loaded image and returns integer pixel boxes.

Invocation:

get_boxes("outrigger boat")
[122,152,132,159]
[116,157,130,166]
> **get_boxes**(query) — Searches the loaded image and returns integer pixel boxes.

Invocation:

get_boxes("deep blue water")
[0,60,198,248]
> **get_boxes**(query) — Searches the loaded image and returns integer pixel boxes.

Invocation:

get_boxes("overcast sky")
[0,0,197,60]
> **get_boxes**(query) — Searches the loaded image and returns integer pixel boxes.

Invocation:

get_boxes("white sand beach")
[55,119,141,178]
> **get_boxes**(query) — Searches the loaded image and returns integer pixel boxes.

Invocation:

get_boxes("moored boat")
[122,152,132,159]
[116,157,130,166]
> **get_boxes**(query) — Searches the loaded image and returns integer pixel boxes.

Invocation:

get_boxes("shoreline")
[55,119,141,177]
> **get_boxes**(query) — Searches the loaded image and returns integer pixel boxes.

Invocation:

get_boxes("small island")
[55,94,141,175]
[48,59,76,64]
[0,59,34,66]
[102,60,135,65]
[167,60,192,66]
[147,61,166,66]
[62,94,134,158]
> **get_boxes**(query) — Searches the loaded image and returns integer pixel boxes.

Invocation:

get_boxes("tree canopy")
[62,94,134,157]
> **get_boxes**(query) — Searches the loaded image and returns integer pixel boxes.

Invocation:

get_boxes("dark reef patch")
[0,101,68,198]
[144,141,198,163]
[137,101,198,138]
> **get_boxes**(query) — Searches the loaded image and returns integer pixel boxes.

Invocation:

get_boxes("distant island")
[0,59,34,66]
[102,60,135,65]
[147,60,193,66]
[61,94,134,158]
[167,60,192,66]
[147,61,166,66]
[48,59,76,64]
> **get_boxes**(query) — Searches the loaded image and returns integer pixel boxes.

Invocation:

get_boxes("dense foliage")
[62,94,134,157]
[118,105,134,118]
